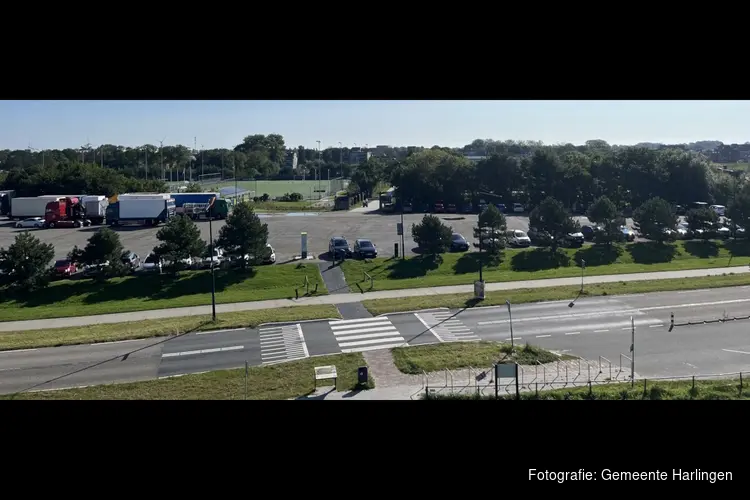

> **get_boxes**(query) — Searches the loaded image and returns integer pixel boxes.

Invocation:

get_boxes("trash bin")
[358,366,368,384]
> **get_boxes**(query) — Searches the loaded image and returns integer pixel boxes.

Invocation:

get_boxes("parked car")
[562,231,585,248]
[329,237,352,259]
[53,259,78,278]
[230,244,276,266]
[120,251,140,272]
[478,202,488,213]
[434,201,445,213]
[141,252,163,273]
[527,227,554,246]
[674,204,687,216]
[676,221,690,239]
[581,225,598,241]
[506,229,531,247]
[83,262,109,276]
[461,202,473,214]
[201,247,225,269]
[402,202,413,213]
[710,204,726,217]
[450,233,470,252]
[512,203,524,213]
[15,217,44,229]
[354,239,378,258]
[446,203,457,213]
[620,226,636,242]
[495,203,507,213]
[716,225,731,239]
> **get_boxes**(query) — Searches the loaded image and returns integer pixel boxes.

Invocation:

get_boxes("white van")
[506,229,531,247]
[710,205,726,216]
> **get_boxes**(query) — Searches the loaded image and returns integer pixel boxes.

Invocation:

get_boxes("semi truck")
[44,197,89,228]
[0,190,15,216]
[106,194,176,227]
[10,196,67,219]
[82,195,108,225]
[171,192,229,219]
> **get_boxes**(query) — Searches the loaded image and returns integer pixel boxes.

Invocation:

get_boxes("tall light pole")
[201,144,204,180]
[630,316,635,387]
[580,259,586,293]
[506,300,515,349]
[208,198,217,321]
[145,146,149,180]
[159,138,165,182]
[316,140,321,198]
[338,141,343,177]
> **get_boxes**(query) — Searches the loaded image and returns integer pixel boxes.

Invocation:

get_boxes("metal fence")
[411,360,749,400]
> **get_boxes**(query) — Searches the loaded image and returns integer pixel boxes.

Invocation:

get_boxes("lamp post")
[581,259,586,293]
[208,198,217,321]
[506,299,515,349]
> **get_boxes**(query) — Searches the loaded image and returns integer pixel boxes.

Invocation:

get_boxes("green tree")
[728,185,750,236]
[216,202,269,269]
[685,207,718,242]
[412,214,452,256]
[153,216,206,272]
[475,204,507,256]
[633,197,677,243]
[0,231,54,292]
[185,182,203,193]
[587,196,624,246]
[528,197,579,251]
[69,228,127,281]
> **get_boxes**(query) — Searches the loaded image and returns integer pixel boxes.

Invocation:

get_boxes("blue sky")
[2,100,749,150]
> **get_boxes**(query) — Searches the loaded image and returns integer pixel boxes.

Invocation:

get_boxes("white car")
[512,203,524,213]
[231,244,277,266]
[141,253,163,273]
[716,226,731,238]
[506,229,531,247]
[201,248,225,269]
[15,217,44,228]
[676,221,690,239]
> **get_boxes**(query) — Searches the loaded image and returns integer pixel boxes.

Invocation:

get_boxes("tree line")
[0,203,270,294]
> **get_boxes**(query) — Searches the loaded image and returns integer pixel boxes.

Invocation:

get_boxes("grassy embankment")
[0,305,340,351]
[391,342,570,374]
[4,353,372,400]
[0,263,326,322]
[342,239,750,293]
[423,377,750,400]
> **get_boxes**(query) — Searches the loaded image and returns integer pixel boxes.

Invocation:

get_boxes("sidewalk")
[1,265,747,332]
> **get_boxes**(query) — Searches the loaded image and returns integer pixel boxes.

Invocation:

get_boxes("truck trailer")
[106,194,176,226]
[171,192,228,219]
[82,195,108,225]
[44,197,101,228]
[10,196,66,219]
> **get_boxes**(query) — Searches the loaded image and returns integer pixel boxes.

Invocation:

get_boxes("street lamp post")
[506,299,515,349]
[581,259,586,293]
[208,204,217,322]
[316,140,321,198]
[338,141,343,177]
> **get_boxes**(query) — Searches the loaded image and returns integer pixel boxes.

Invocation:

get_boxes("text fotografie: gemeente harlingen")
[529,469,732,483]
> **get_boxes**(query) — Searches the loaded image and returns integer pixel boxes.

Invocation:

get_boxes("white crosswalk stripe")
[417,311,480,342]
[259,324,310,365]
[329,317,407,353]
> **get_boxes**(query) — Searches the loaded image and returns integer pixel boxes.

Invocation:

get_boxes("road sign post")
[301,232,308,259]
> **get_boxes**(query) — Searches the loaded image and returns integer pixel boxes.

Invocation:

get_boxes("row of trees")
[0,203,270,293]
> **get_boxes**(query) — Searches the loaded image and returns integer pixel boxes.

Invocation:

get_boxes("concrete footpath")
[1,265,747,333]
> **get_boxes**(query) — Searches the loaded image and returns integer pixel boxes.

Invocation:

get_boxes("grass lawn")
[248,201,324,212]
[5,353,372,400]
[392,342,568,375]
[216,180,332,200]
[0,263,326,322]
[0,305,340,351]
[363,272,750,315]
[424,377,750,400]
[342,239,750,292]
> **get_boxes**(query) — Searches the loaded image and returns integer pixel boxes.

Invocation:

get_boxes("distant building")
[348,148,371,165]
[464,155,488,163]
[284,150,298,171]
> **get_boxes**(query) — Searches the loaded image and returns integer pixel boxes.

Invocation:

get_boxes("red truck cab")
[44,197,89,228]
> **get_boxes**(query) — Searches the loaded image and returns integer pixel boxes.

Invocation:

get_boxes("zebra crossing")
[416,310,481,342]
[329,317,407,353]
[259,324,310,365]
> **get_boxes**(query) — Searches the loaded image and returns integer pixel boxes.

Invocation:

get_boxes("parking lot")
[0,211,615,264]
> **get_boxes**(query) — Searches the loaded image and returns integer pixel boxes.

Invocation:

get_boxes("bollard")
[295,288,299,300]
[314,283,318,293]
[670,312,674,331]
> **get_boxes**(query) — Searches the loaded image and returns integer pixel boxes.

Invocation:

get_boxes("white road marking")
[330,317,389,325]
[195,328,245,335]
[0,348,38,354]
[330,321,392,330]
[335,331,402,342]
[162,345,244,358]
[415,313,444,343]
[649,324,664,328]
[677,290,703,294]
[332,325,397,335]
[505,337,522,341]
[93,339,142,346]
[594,329,609,333]
[296,323,310,358]
[341,343,407,353]
[621,327,631,330]
[722,349,750,355]
[338,337,405,348]
[565,332,581,336]
[536,335,551,338]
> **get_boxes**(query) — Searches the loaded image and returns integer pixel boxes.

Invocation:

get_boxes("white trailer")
[82,195,108,225]
[10,196,64,219]
[106,194,176,226]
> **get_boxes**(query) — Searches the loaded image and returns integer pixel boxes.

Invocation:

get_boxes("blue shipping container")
[170,193,220,207]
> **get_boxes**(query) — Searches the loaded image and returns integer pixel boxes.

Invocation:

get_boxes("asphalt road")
[3,286,750,395]
[0,212,610,264]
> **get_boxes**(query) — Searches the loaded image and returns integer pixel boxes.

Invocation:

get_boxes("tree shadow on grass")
[626,242,677,264]
[573,245,623,267]
[387,254,442,279]
[724,239,750,257]
[683,240,720,258]
[510,248,570,272]
[453,252,503,275]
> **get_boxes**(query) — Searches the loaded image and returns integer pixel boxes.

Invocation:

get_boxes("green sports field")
[212,180,339,200]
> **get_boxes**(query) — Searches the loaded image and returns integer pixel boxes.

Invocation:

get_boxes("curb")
[258,317,342,328]
[377,307,450,317]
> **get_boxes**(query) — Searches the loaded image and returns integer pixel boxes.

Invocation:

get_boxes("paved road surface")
[3,286,750,395]
[2,265,747,332]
